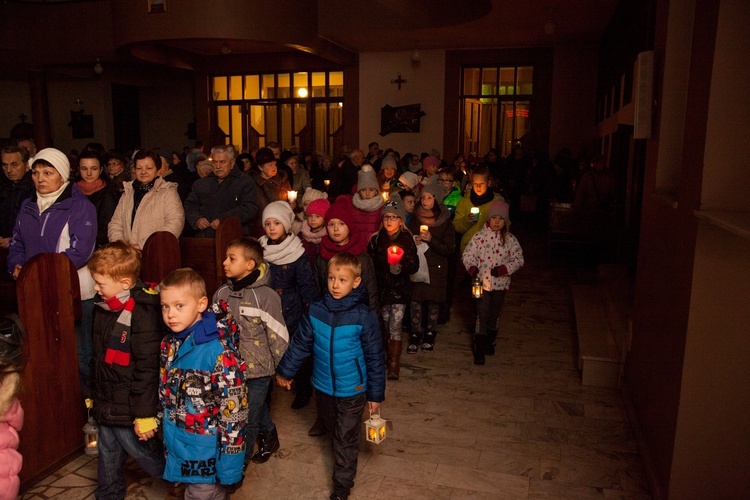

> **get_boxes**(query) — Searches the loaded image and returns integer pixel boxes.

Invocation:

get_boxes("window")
[459,65,533,158]
[211,71,344,155]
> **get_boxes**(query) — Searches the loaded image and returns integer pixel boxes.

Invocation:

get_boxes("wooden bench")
[180,217,242,298]
[16,253,85,491]
[141,231,182,284]
[571,285,627,388]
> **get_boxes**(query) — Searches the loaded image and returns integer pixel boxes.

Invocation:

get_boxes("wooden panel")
[16,253,84,490]
[0,247,17,315]
[180,217,242,298]
[141,231,181,285]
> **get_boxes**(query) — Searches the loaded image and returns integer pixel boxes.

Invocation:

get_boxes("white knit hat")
[263,200,295,232]
[399,171,419,190]
[300,188,328,207]
[33,148,70,181]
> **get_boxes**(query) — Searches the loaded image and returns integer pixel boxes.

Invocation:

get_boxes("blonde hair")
[159,268,207,300]
[87,241,141,282]
[0,314,25,416]
[328,252,362,279]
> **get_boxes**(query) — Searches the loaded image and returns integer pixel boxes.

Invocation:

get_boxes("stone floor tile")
[433,462,529,497]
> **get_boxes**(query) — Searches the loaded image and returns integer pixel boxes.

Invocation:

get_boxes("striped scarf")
[97,290,135,367]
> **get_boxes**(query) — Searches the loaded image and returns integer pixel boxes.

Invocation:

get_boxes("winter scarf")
[415,204,451,228]
[319,230,367,260]
[260,233,305,265]
[131,178,156,220]
[97,290,135,367]
[299,220,325,244]
[228,269,260,291]
[76,178,106,196]
[36,182,70,213]
[352,192,385,212]
[470,187,495,207]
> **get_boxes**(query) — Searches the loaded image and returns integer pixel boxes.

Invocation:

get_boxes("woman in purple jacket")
[7,147,97,387]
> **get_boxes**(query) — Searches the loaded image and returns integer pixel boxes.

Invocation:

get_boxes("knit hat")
[263,200,295,232]
[357,164,379,191]
[420,182,445,205]
[255,147,276,166]
[422,155,441,171]
[382,193,406,221]
[399,172,419,190]
[325,195,357,230]
[488,200,510,221]
[381,155,398,171]
[34,148,70,181]
[307,198,331,218]
[301,188,328,208]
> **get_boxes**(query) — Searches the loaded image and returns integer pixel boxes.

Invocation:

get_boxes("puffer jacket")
[265,251,320,337]
[314,251,379,311]
[213,263,289,379]
[453,192,503,253]
[276,285,385,402]
[0,398,23,500]
[407,204,455,303]
[367,227,419,306]
[108,177,184,249]
[462,224,524,291]
[87,283,164,426]
[159,307,248,486]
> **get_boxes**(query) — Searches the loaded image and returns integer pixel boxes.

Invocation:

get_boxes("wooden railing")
[141,231,181,285]
[179,217,242,298]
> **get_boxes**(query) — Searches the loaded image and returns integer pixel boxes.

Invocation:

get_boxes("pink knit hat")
[307,198,331,218]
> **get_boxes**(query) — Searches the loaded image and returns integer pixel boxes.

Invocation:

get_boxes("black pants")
[476,289,506,335]
[316,392,367,495]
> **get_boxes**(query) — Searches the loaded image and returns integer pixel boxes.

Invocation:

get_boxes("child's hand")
[368,401,381,413]
[490,265,508,277]
[276,374,292,390]
[467,266,478,277]
[133,418,157,441]
[389,264,401,275]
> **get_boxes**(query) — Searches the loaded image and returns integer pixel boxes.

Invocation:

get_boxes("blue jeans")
[96,424,165,500]
[246,377,275,449]
[76,298,95,391]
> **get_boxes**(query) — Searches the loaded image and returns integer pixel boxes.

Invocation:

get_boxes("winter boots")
[421,330,436,351]
[473,335,487,365]
[252,427,280,464]
[486,328,498,356]
[387,339,403,380]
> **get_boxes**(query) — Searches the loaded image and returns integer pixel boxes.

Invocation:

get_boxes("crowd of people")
[0,136,615,499]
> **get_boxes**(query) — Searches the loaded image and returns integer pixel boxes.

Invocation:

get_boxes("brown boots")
[387,339,403,380]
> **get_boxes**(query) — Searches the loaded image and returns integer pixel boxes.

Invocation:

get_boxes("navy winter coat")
[276,285,385,402]
[268,253,320,336]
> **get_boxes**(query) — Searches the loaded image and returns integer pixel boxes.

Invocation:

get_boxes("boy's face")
[160,286,208,333]
[359,187,379,200]
[92,272,132,301]
[403,196,416,214]
[307,213,324,230]
[472,175,489,196]
[264,218,286,240]
[327,265,361,300]
[223,246,256,280]
[488,215,506,232]
[327,219,350,245]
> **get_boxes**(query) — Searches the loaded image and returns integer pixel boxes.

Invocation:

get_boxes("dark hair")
[226,237,264,267]
[132,149,162,169]
[76,150,117,186]
[255,147,276,167]
[398,189,415,200]
[1,146,29,164]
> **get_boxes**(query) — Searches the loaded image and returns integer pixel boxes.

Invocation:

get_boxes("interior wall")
[47,80,113,155]
[358,50,445,157]
[0,81,32,140]
[139,79,195,151]
[549,46,598,158]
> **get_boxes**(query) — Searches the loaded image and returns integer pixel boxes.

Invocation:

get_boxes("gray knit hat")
[381,155,398,171]
[420,182,445,205]
[382,193,406,221]
[357,164,379,191]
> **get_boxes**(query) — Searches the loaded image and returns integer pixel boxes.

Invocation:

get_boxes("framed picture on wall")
[148,0,167,13]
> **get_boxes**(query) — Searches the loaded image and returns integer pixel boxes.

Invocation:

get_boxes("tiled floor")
[21,225,652,499]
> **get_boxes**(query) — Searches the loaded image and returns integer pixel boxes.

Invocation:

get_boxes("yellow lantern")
[472,273,483,298]
[364,408,387,444]
[83,413,99,456]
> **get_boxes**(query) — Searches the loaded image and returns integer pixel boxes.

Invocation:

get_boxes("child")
[259,201,320,409]
[352,165,385,238]
[86,241,165,499]
[377,155,400,195]
[299,198,331,265]
[406,183,455,353]
[438,167,463,216]
[0,314,25,499]
[453,164,504,253]
[462,201,524,365]
[367,194,419,380]
[214,237,289,465]
[398,190,416,227]
[158,268,249,497]
[276,252,385,500]
[292,187,327,235]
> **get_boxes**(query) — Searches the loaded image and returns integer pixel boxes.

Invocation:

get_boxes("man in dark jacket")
[184,145,259,237]
[0,146,34,248]
[329,148,364,201]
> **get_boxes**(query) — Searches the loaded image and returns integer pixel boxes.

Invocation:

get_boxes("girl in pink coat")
[0,315,25,500]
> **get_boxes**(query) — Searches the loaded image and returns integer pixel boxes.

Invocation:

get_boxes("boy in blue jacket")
[155,268,249,499]
[276,251,385,500]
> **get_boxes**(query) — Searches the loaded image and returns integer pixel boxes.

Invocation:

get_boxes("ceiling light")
[297,88,308,98]
[93,58,104,75]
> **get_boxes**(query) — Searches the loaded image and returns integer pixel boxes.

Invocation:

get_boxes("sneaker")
[421,330,436,352]
[406,333,420,354]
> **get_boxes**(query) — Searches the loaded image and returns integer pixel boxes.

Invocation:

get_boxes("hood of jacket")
[321,280,368,312]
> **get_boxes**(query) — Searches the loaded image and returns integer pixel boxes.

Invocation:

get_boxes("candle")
[287,190,298,203]
[387,245,404,265]
[419,225,428,234]
[382,191,390,201]
[470,207,480,216]
[324,179,331,187]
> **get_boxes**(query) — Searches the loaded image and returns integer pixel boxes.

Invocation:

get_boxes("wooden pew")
[16,253,84,491]
[141,231,182,285]
[180,217,242,298]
